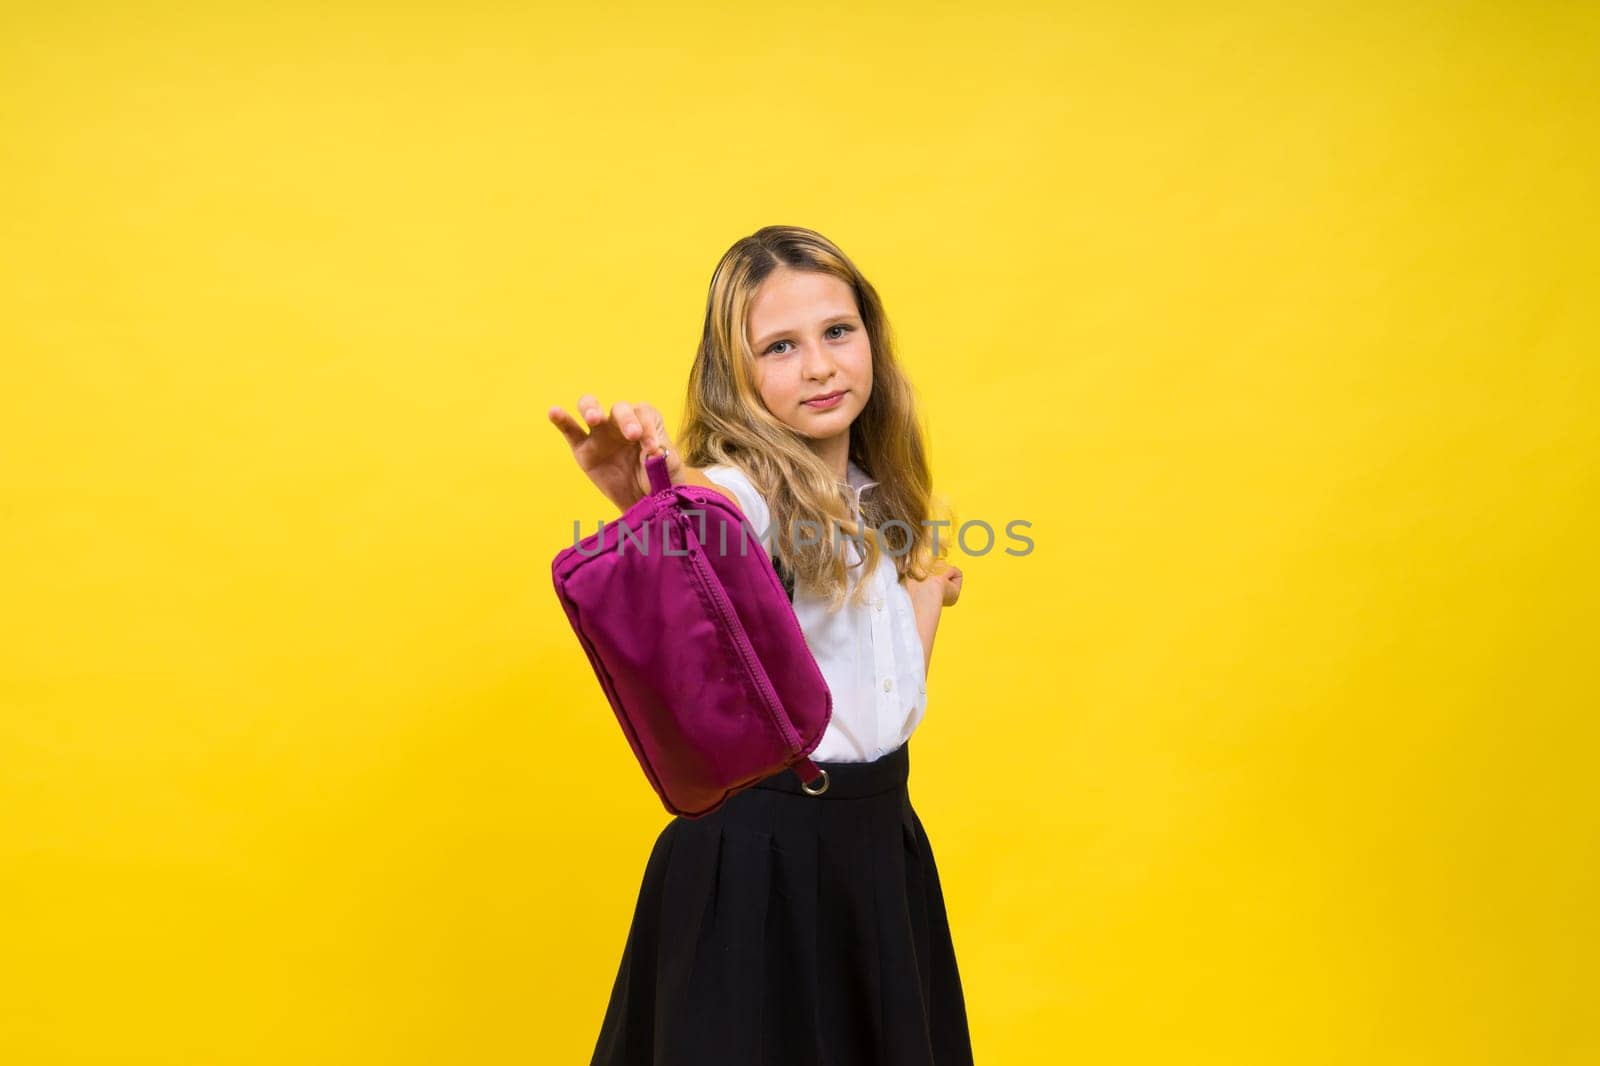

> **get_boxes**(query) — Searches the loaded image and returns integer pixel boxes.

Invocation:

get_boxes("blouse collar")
[845,460,879,510]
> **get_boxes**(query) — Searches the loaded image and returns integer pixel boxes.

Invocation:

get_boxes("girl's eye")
[765,324,854,355]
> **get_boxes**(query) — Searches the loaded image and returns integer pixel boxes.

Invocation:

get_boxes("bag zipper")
[679,512,806,756]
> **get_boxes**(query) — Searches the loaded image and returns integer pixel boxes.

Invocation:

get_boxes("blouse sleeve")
[702,463,773,542]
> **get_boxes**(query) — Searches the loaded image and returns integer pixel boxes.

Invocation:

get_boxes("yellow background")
[3,1,1596,1062]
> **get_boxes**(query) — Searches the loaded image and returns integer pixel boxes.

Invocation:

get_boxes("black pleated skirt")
[590,741,975,1066]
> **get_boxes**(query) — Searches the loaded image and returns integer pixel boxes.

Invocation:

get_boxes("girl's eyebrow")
[752,312,859,349]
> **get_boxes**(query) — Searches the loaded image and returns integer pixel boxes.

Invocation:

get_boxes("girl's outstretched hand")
[548,394,684,513]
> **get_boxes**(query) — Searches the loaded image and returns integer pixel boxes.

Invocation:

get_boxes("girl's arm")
[910,591,943,677]
[905,564,963,677]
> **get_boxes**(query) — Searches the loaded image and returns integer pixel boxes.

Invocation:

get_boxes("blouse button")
[882,678,893,693]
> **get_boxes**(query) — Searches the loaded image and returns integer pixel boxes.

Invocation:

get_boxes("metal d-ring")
[801,769,830,796]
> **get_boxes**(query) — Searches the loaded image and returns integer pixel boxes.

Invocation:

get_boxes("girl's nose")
[801,342,836,380]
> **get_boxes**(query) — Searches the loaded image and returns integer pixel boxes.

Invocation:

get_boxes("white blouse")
[702,460,929,764]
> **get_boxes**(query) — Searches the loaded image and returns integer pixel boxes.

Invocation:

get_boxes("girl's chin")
[792,411,853,434]
[787,417,853,441]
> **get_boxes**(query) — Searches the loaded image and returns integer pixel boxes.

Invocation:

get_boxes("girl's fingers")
[634,402,667,454]
[548,406,589,448]
[611,399,643,442]
[564,393,664,452]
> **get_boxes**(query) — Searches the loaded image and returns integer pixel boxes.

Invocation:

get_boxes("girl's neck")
[807,435,850,483]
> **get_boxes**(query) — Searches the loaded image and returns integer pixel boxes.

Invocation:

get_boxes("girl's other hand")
[907,562,963,610]
[548,395,684,512]
[938,564,963,606]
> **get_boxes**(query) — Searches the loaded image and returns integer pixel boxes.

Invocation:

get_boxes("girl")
[547,226,972,1065]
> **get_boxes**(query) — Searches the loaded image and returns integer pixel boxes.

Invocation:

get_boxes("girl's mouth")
[803,391,845,409]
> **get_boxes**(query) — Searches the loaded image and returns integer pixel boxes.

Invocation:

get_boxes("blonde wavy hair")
[677,225,953,611]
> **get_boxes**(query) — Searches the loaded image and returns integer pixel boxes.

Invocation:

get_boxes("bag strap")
[645,452,673,495]
[771,555,819,790]
[792,755,829,794]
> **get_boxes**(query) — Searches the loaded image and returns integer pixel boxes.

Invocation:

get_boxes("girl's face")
[746,267,873,458]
